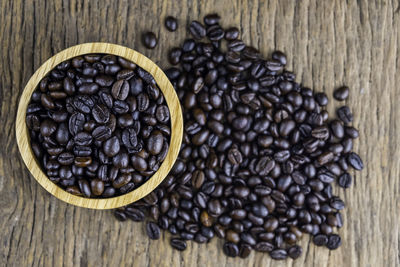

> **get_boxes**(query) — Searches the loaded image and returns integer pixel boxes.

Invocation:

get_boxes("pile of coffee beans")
[26,54,171,198]
[118,14,362,260]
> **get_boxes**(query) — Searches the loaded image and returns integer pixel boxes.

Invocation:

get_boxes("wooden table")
[0,1,398,266]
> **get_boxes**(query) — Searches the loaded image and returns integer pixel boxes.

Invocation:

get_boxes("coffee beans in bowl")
[16,43,183,209]
[26,54,171,198]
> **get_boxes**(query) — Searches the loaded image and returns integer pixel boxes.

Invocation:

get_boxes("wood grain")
[15,42,183,209]
[1,0,399,266]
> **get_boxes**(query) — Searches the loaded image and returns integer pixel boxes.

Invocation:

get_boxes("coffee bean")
[146,222,161,240]
[78,180,91,197]
[111,80,130,100]
[57,152,74,165]
[103,136,120,157]
[254,242,274,252]
[227,147,243,165]
[189,21,206,40]
[74,132,93,146]
[170,238,187,251]
[288,245,302,259]
[165,16,178,31]
[224,27,239,40]
[338,172,352,188]
[78,83,99,94]
[241,232,256,246]
[333,86,349,101]
[90,179,104,196]
[337,106,353,124]
[239,244,252,258]
[125,207,145,221]
[40,119,57,136]
[147,130,164,155]
[131,155,148,172]
[326,234,342,250]
[272,51,287,65]
[156,105,170,123]
[204,13,220,25]
[223,242,239,257]
[92,126,112,141]
[142,32,157,49]
[269,249,288,260]
[345,126,359,139]
[207,25,225,41]
[330,197,345,210]
[330,119,344,139]
[347,152,364,170]
[313,234,328,246]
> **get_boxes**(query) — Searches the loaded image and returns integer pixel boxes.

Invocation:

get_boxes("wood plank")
[0,0,399,266]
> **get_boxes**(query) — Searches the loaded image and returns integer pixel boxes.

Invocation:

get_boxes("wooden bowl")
[15,42,183,209]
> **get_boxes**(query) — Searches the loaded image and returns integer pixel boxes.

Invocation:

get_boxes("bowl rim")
[15,42,183,209]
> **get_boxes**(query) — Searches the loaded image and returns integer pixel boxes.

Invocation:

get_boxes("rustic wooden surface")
[0,0,399,266]
[15,42,183,209]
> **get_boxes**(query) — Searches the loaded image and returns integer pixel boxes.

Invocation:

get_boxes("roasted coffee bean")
[113,209,127,221]
[347,152,364,170]
[337,106,353,124]
[92,126,112,141]
[225,27,239,40]
[288,245,302,259]
[142,32,157,49]
[40,119,57,136]
[330,120,344,139]
[78,83,99,94]
[238,244,252,258]
[111,80,130,101]
[147,130,164,155]
[90,179,104,196]
[255,242,274,252]
[223,242,239,257]
[269,249,288,260]
[78,180,91,197]
[338,172,352,188]
[204,13,220,25]
[189,21,206,39]
[165,16,178,31]
[272,51,287,65]
[333,86,349,101]
[146,222,161,240]
[131,155,148,172]
[74,132,93,146]
[170,238,187,251]
[125,207,145,221]
[103,136,120,157]
[313,234,328,246]
[345,126,359,139]
[326,234,342,250]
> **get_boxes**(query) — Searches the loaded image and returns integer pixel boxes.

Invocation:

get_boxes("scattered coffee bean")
[165,16,178,32]
[333,86,349,101]
[146,222,161,240]
[223,242,239,257]
[142,32,158,49]
[114,13,363,261]
[170,238,187,251]
[288,245,302,259]
[326,234,342,250]
[313,234,328,246]
[338,172,352,188]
